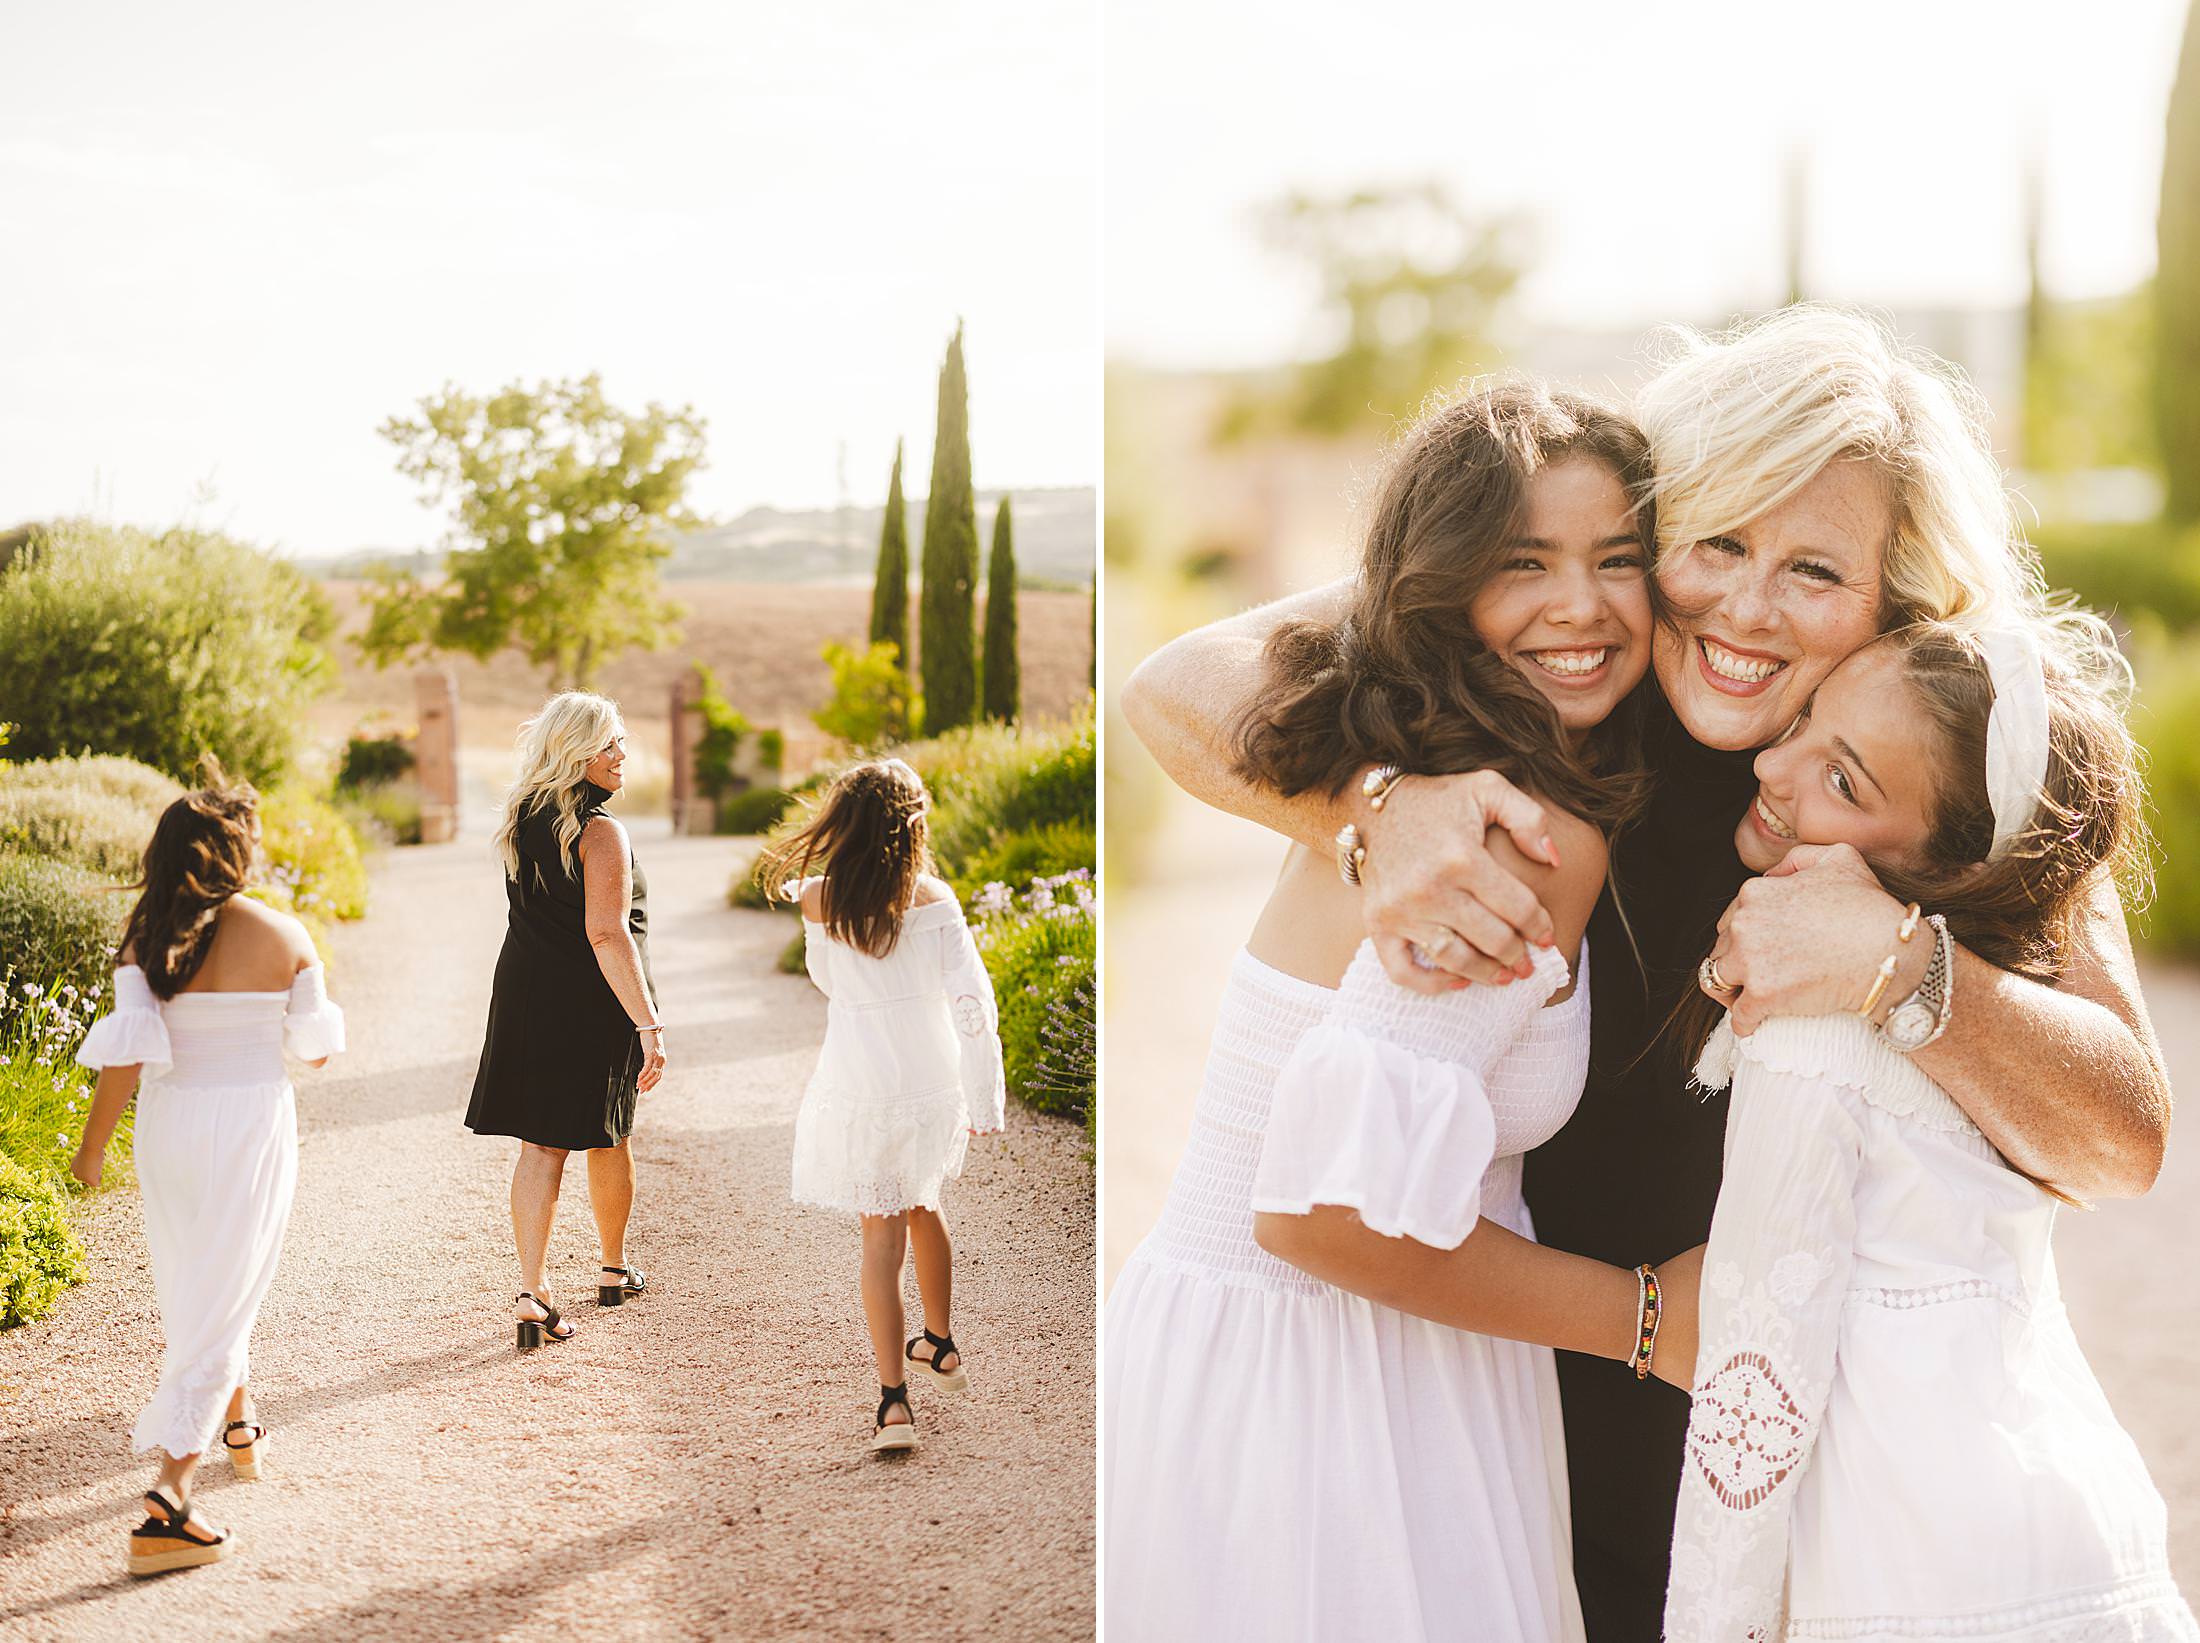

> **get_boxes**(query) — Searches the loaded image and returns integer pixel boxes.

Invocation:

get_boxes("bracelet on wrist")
[1334,823,1367,886]
[1855,901,1924,1021]
[1630,1263,1663,1381]
[1360,764,1409,812]
[637,1022,666,1035]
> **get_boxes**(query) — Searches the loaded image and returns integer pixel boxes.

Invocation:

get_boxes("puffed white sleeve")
[941,906,1007,1135]
[1251,940,1568,1249]
[1664,1016,1867,1643]
[74,966,171,1080]
[282,965,348,1062]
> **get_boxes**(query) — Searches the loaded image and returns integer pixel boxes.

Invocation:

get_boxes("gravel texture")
[0,821,1096,1640]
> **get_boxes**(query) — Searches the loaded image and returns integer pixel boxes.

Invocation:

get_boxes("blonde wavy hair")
[1635,305,2044,632]
[493,692,626,883]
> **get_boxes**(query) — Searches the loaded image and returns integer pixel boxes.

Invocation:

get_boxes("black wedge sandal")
[222,1418,267,1481]
[128,1487,231,1577]
[871,1382,918,1453]
[905,1328,968,1392]
[597,1264,648,1308]
[515,1291,574,1351]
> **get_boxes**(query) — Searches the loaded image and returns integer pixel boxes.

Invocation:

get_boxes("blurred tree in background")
[983,497,1020,723]
[869,438,911,661]
[2026,287,2157,474]
[360,374,703,691]
[1220,182,1526,440]
[921,323,980,733]
[2158,0,2200,521]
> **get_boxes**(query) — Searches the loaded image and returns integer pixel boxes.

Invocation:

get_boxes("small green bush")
[921,710,1096,876]
[0,520,335,783]
[778,928,808,974]
[336,781,426,847]
[0,1153,86,1329]
[2032,520,2200,635]
[972,873,1097,1121]
[337,734,415,791]
[0,858,122,1030]
[0,782,164,879]
[1,754,186,813]
[718,785,795,836]
[260,788,369,930]
[950,819,1097,901]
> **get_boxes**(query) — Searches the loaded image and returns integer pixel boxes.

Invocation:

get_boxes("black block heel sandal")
[515,1291,574,1351]
[597,1264,648,1308]
[905,1329,968,1392]
[871,1382,918,1453]
[128,1487,231,1577]
[222,1419,266,1481]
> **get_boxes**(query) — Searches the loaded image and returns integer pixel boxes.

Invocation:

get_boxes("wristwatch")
[1881,913,1953,1053]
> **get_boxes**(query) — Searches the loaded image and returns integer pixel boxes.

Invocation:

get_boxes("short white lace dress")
[1669,1015,2197,1643]
[788,884,1007,1217]
[75,964,345,1460]
[1104,939,1591,1643]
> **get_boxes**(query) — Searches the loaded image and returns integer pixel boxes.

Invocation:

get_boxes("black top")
[464,782,654,1151]
[1520,701,1758,1642]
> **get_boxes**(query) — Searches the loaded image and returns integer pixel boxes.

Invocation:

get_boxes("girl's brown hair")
[1672,613,2151,1072]
[119,761,261,1000]
[1231,378,1658,831]
[756,759,934,958]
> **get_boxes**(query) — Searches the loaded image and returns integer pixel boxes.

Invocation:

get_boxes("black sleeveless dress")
[464,781,654,1151]
[1520,700,1758,1642]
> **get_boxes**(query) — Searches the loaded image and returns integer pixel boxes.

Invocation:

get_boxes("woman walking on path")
[69,768,346,1575]
[760,759,1007,1453]
[465,692,664,1350]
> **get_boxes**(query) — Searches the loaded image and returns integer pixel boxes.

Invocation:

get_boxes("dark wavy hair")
[755,759,934,958]
[1231,378,1659,833]
[118,760,261,1000]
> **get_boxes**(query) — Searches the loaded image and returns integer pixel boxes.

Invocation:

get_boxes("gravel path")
[0,821,1095,1641]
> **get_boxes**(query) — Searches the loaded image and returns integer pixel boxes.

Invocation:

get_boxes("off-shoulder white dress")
[1105,940,1590,1643]
[1669,1015,2196,1643]
[789,886,1007,1216]
[75,964,345,1460]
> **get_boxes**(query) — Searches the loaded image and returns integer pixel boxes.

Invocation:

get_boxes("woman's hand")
[1358,770,1559,994]
[68,1141,103,1191]
[1703,843,1926,1035]
[1650,1242,1706,1391]
[638,1028,666,1093]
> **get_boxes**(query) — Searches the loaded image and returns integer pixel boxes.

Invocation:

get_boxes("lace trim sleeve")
[1666,1041,1867,1641]
[940,906,1006,1134]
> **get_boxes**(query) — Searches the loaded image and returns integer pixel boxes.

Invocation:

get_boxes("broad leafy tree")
[361,374,703,689]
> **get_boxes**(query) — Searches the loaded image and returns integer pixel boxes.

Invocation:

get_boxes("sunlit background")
[1105,0,2200,1577]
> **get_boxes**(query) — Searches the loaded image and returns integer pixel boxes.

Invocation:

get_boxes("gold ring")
[1700,954,1732,995]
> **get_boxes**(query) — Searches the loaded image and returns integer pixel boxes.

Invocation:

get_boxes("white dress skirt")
[789,889,1007,1216]
[75,964,345,1460]
[1669,1016,2196,1642]
[1104,941,1592,1643]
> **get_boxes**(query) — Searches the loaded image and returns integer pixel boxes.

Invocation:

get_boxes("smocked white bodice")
[1141,944,1589,1296]
[76,963,346,1090]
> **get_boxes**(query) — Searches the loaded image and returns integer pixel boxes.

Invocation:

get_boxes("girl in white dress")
[1107,384,1712,1642]
[67,771,345,1576]
[1672,620,2196,1641]
[759,758,1006,1453]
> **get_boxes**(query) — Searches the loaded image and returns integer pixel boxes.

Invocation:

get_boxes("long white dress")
[75,964,345,1460]
[788,887,1007,1216]
[1104,940,1591,1643]
[1669,1014,2197,1643]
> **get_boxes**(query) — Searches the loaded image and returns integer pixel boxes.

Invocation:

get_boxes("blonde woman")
[466,692,665,1349]
[1123,306,2172,1636]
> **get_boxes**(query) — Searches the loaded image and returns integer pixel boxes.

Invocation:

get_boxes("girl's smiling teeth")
[1699,637,1788,685]
[1753,792,1796,840]
[1525,646,1613,679]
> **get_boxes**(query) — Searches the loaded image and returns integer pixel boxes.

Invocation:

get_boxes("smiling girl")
[1105,383,1710,1643]
[1673,619,2195,1641]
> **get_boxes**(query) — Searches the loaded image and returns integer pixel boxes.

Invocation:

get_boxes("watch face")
[1885,1000,1936,1050]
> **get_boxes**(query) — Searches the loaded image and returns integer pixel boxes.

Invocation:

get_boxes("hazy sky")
[0,3,1097,557]
[1109,0,2189,367]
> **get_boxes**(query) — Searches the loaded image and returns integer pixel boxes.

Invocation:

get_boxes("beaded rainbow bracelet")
[1630,1263,1663,1381]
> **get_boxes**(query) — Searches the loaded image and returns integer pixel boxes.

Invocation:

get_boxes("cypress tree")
[868,439,909,659]
[2159,0,2200,520]
[982,496,1020,723]
[919,322,980,733]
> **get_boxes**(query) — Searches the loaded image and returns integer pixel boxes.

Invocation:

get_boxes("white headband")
[1979,624,2051,859]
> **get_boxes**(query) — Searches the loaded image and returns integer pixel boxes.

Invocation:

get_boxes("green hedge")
[0,520,335,783]
[952,819,1097,902]
[2033,519,2200,636]
[972,872,1096,1123]
[2134,644,2200,953]
[719,785,796,836]
[260,788,368,930]
[0,858,123,1032]
[0,1154,85,1329]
